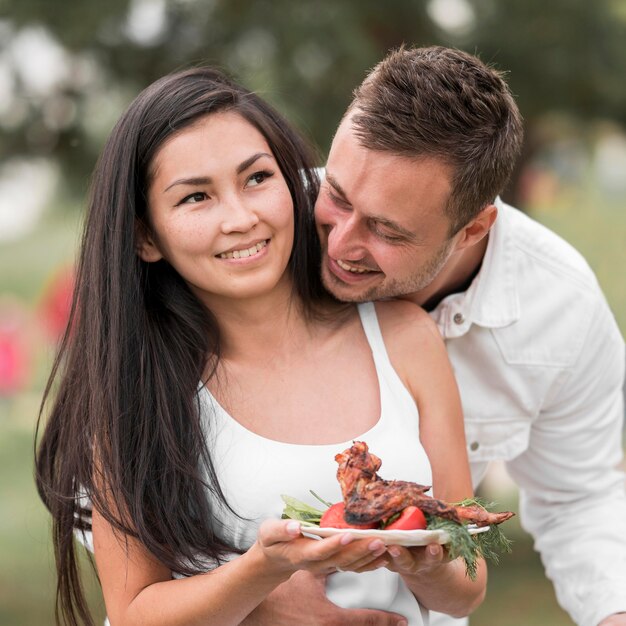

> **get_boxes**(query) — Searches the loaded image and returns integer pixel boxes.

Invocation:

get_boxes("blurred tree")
[1,0,625,205]
[457,0,626,202]
[0,0,439,201]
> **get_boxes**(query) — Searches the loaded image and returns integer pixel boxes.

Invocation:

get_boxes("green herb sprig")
[280,494,325,526]
[427,497,513,580]
[280,493,513,580]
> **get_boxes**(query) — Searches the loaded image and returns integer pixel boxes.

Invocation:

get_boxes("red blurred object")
[0,334,27,395]
[0,301,31,396]
[39,267,75,342]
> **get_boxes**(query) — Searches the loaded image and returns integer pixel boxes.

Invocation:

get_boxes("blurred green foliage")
[0,413,106,626]
[1,0,626,204]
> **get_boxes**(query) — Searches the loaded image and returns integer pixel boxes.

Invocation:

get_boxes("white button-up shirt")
[430,200,626,626]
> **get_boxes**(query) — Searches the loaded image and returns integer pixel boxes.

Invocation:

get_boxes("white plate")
[300,524,489,547]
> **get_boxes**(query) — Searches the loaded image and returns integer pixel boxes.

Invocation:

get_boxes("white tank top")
[201,302,431,625]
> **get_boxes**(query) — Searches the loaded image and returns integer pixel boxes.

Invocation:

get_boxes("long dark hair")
[35,66,323,626]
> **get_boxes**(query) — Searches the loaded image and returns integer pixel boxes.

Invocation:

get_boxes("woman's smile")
[217,238,269,260]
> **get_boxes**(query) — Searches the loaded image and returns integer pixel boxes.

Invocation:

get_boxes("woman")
[35,67,485,626]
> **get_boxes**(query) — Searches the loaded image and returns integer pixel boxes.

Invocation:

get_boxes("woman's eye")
[246,171,273,187]
[178,191,207,205]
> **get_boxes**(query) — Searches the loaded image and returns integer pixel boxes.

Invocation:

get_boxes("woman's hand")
[255,519,390,577]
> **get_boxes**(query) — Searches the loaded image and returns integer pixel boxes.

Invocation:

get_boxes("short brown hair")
[351,45,524,233]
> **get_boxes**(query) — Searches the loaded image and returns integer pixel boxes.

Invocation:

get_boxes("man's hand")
[599,614,626,626]
[240,570,408,626]
[385,543,486,616]
[385,543,447,577]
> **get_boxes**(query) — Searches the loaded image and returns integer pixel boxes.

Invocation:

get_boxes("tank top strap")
[357,302,394,372]
[356,302,418,421]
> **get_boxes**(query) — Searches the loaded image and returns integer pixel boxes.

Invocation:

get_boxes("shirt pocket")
[464,418,531,462]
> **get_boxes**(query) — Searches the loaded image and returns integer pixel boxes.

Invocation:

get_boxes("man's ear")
[135,220,163,263]
[455,204,497,250]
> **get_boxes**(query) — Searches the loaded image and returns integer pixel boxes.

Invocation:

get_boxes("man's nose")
[221,197,259,233]
[327,215,366,260]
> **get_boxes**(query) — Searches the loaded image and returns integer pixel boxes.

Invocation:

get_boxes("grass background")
[0,182,624,624]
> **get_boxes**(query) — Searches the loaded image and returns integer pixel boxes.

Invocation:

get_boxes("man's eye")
[247,171,273,187]
[328,189,350,209]
[372,225,403,242]
[178,192,207,205]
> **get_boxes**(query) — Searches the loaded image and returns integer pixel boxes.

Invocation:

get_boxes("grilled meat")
[335,441,514,527]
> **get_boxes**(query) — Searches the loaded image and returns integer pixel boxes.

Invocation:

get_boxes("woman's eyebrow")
[163,175,212,193]
[236,152,274,174]
[163,152,274,193]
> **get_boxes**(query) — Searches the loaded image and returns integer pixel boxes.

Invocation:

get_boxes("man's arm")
[507,295,626,626]
[240,571,408,626]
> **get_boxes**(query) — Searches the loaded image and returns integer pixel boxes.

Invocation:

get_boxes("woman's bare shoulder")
[373,299,449,393]
[373,300,441,344]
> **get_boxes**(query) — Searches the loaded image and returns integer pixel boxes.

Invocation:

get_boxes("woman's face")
[140,111,295,307]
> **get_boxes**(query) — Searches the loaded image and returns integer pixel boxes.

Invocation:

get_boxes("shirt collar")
[430,198,520,337]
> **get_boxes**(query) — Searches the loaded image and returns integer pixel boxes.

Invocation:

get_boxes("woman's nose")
[221,197,260,234]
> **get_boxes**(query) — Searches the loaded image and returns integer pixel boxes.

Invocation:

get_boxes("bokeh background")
[1,1,625,624]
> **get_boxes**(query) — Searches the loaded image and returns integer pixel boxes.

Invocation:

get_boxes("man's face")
[314,114,459,304]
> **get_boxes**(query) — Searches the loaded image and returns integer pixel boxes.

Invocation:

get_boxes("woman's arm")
[376,300,486,617]
[93,507,284,626]
[93,509,389,626]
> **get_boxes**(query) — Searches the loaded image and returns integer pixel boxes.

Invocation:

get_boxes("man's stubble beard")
[321,239,455,303]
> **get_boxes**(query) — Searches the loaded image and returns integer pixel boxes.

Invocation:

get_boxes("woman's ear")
[135,220,163,263]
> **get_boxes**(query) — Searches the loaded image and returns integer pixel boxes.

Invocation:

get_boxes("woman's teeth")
[218,240,267,260]
[337,259,369,273]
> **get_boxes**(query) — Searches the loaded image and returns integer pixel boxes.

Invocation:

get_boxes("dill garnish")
[280,493,513,580]
[427,497,514,580]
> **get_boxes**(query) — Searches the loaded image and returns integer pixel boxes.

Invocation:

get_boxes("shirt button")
[469,441,480,451]
[453,312,465,324]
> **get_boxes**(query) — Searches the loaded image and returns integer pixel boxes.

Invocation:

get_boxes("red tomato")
[319,502,378,529]
[384,506,427,530]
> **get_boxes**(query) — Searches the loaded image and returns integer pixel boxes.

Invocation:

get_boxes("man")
[246,46,626,626]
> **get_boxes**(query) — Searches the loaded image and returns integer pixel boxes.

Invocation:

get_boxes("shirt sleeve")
[505,293,626,626]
